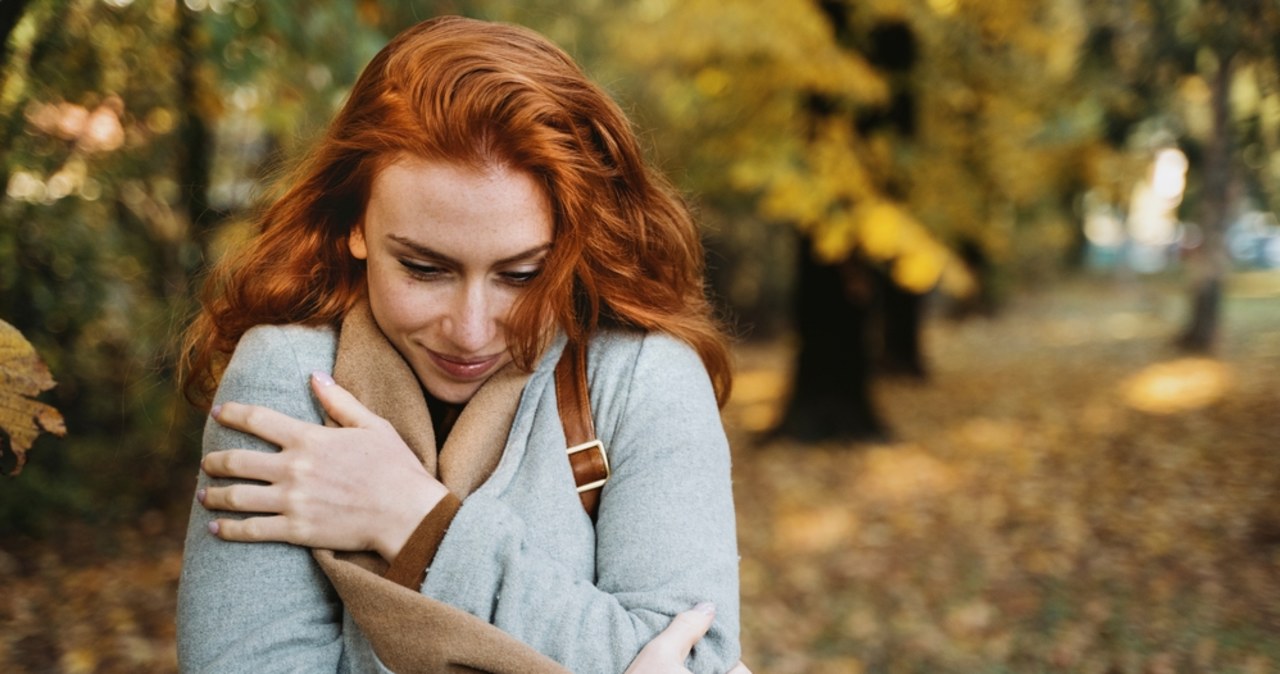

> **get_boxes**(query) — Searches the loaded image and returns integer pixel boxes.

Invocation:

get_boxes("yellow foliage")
[893,245,948,293]
[606,0,1092,298]
[694,67,731,98]
[853,201,974,294]
[813,211,858,263]
[616,0,888,105]
[0,319,66,475]
[759,168,828,226]
[857,201,912,261]
[928,0,959,16]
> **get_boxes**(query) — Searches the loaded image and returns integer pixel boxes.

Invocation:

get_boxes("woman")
[177,15,741,674]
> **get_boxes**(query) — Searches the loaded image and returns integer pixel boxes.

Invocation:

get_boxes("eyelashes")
[398,259,541,286]
[499,269,541,286]
[399,259,445,280]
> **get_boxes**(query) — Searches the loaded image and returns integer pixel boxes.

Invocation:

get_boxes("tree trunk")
[776,237,886,442]
[1180,52,1233,352]
[873,265,928,378]
[177,2,216,257]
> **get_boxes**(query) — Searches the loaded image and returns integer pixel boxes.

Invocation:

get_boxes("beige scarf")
[310,300,570,673]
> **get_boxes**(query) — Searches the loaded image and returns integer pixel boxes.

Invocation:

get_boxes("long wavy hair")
[181,15,731,407]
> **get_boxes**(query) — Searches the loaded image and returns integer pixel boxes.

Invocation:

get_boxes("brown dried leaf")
[0,319,66,475]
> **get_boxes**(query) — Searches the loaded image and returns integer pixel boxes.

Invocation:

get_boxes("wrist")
[375,479,449,562]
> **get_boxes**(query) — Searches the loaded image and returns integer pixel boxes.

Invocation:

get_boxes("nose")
[442,280,496,352]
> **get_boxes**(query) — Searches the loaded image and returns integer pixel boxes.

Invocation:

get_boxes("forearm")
[420,495,677,671]
[419,336,741,672]
[421,485,739,673]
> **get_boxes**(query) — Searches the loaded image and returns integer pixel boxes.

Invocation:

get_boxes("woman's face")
[350,156,553,404]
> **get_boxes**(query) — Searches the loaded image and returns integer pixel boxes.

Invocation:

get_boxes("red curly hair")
[182,15,731,407]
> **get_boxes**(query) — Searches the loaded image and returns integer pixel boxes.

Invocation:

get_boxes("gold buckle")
[566,439,610,493]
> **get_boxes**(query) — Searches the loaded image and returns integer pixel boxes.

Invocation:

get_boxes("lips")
[426,349,502,381]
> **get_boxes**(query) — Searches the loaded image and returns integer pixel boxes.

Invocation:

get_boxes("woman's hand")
[625,603,752,674]
[198,372,448,562]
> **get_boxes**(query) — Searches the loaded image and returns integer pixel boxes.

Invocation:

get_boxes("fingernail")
[207,520,220,536]
[312,371,335,387]
[210,404,222,419]
[196,488,206,504]
[694,602,716,616]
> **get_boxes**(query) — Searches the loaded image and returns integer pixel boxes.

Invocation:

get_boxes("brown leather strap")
[555,338,608,520]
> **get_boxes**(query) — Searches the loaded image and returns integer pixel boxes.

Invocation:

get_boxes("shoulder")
[581,329,717,439]
[217,323,338,403]
[235,322,338,355]
[229,323,337,371]
[587,329,709,393]
[587,329,704,374]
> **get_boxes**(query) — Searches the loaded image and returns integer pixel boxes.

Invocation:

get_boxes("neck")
[424,389,465,446]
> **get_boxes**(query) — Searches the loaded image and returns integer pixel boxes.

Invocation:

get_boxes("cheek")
[493,287,533,333]
[366,268,437,333]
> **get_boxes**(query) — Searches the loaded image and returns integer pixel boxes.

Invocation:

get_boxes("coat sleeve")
[176,325,351,674]
[420,333,742,674]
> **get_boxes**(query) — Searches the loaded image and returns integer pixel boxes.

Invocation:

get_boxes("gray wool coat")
[176,324,741,673]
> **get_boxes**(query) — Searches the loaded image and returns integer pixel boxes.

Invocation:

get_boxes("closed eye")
[399,259,447,280]
[499,268,541,286]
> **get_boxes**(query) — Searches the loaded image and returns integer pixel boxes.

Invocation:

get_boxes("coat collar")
[331,298,533,498]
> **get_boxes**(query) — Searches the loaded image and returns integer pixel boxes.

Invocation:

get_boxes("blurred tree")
[858,17,931,378]
[1,0,207,530]
[0,0,394,532]
[599,0,1121,440]
[1078,0,1280,350]
[599,0,906,439]
[1167,0,1280,351]
[896,0,1096,293]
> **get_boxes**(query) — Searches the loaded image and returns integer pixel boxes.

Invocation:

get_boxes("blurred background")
[2,0,1279,672]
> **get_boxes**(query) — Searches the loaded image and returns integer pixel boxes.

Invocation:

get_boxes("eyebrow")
[387,234,552,267]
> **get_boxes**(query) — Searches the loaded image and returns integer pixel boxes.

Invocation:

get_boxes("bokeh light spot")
[1121,358,1233,415]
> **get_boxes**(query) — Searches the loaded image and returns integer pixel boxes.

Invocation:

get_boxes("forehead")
[365,156,553,246]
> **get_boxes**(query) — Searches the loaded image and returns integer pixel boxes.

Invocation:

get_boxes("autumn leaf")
[0,319,66,476]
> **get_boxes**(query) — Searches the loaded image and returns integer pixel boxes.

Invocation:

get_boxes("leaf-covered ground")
[1,274,1277,673]
[727,274,1280,673]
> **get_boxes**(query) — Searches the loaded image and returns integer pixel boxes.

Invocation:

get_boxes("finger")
[199,483,285,515]
[310,371,383,429]
[208,514,299,544]
[201,449,286,482]
[212,401,309,447]
[653,603,717,659]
